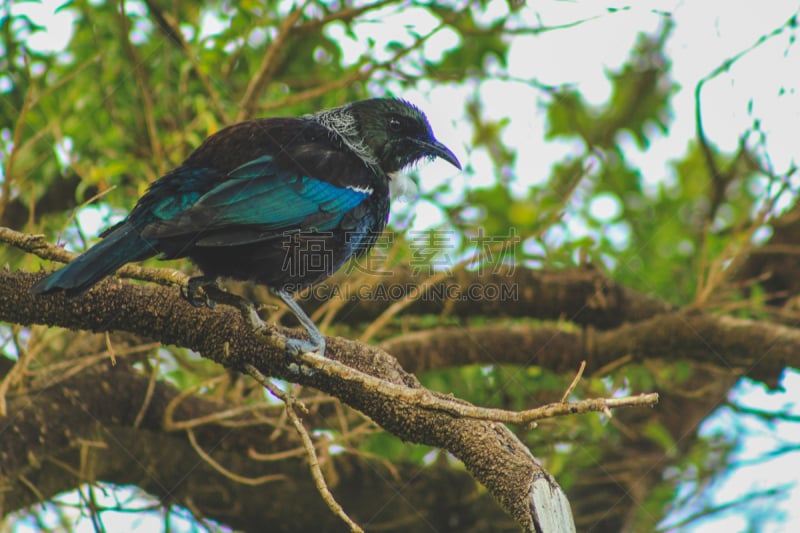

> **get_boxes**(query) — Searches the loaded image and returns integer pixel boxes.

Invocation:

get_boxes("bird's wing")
[141,156,372,247]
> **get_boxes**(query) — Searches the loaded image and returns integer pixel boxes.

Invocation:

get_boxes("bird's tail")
[31,223,157,297]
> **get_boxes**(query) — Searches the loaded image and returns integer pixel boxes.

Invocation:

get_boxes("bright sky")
[7,0,800,531]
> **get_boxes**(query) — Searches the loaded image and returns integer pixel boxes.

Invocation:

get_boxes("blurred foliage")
[2,1,799,532]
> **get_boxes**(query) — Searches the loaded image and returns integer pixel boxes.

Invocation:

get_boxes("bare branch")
[186,427,286,486]
[2,366,511,529]
[1,226,188,288]
[237,3,308,121]
[142,0,230,123]
[118,0,165,175]
[561,360,586,403]
[246,364,364,533]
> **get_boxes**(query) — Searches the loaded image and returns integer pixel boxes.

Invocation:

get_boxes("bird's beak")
[414,138,462,170]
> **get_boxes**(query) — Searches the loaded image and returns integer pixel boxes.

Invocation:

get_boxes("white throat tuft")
[388,171,418,201]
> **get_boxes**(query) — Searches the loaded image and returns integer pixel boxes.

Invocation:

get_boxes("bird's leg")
[273,289,326,356]
[182,276,220,308]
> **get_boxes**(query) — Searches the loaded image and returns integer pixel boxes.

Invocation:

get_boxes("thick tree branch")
[0,366,515,531]
[301,264,676,330]
[383,313,796,387]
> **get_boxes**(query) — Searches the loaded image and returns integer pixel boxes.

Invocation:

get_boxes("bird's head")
[349,98,461,174]
[315,98,461,175]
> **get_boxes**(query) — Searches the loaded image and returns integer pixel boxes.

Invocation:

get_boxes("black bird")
[32,98,461,355]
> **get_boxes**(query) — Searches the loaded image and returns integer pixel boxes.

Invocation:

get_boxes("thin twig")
[18,475,46,504]
[163,374,229,430]
[294,0,396,35]
[104,331,117,366]
[591,354,633,377]
[245,364,364,533]
[1,226,189,289]
[27,342,161,390]
[1,51,104,223]
[142,1,229,123]
[247,446,307,462]
[692,9,800,305]
[118,0,165,174]
[168,403,282,431]
[257,67,373,113]
[237,3,309,121]
[561,360,586,403]
[284,343,658,426]
[186,428,285,486]
[133,355,160,429]
[162,374,285,432]
[256,13,450,115]
[58,186,118,247]
[0,57,35,223]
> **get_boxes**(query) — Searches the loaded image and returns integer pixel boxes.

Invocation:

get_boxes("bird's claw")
[182,277,219,308]
[285,337,325,358]
[284,338,324,378]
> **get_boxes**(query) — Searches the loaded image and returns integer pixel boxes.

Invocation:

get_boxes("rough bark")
[243,264,676,330]
[0,365,514,531]
[383,314,797,386]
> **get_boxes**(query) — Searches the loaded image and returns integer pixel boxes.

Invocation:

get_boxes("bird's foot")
[285,337,326,358]
[182,276,219,308]
[284,337,324,378]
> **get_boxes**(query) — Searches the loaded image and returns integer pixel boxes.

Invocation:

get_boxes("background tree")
[2,1,799,532]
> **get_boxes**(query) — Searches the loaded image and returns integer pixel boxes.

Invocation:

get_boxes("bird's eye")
[388,117,403,132]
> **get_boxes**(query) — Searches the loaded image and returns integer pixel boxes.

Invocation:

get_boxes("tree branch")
[236,3,308,121]
[383,313,795,387]
[0,365,516,530]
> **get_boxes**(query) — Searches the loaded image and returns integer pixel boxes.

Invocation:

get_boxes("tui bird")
[31,98,461,355]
